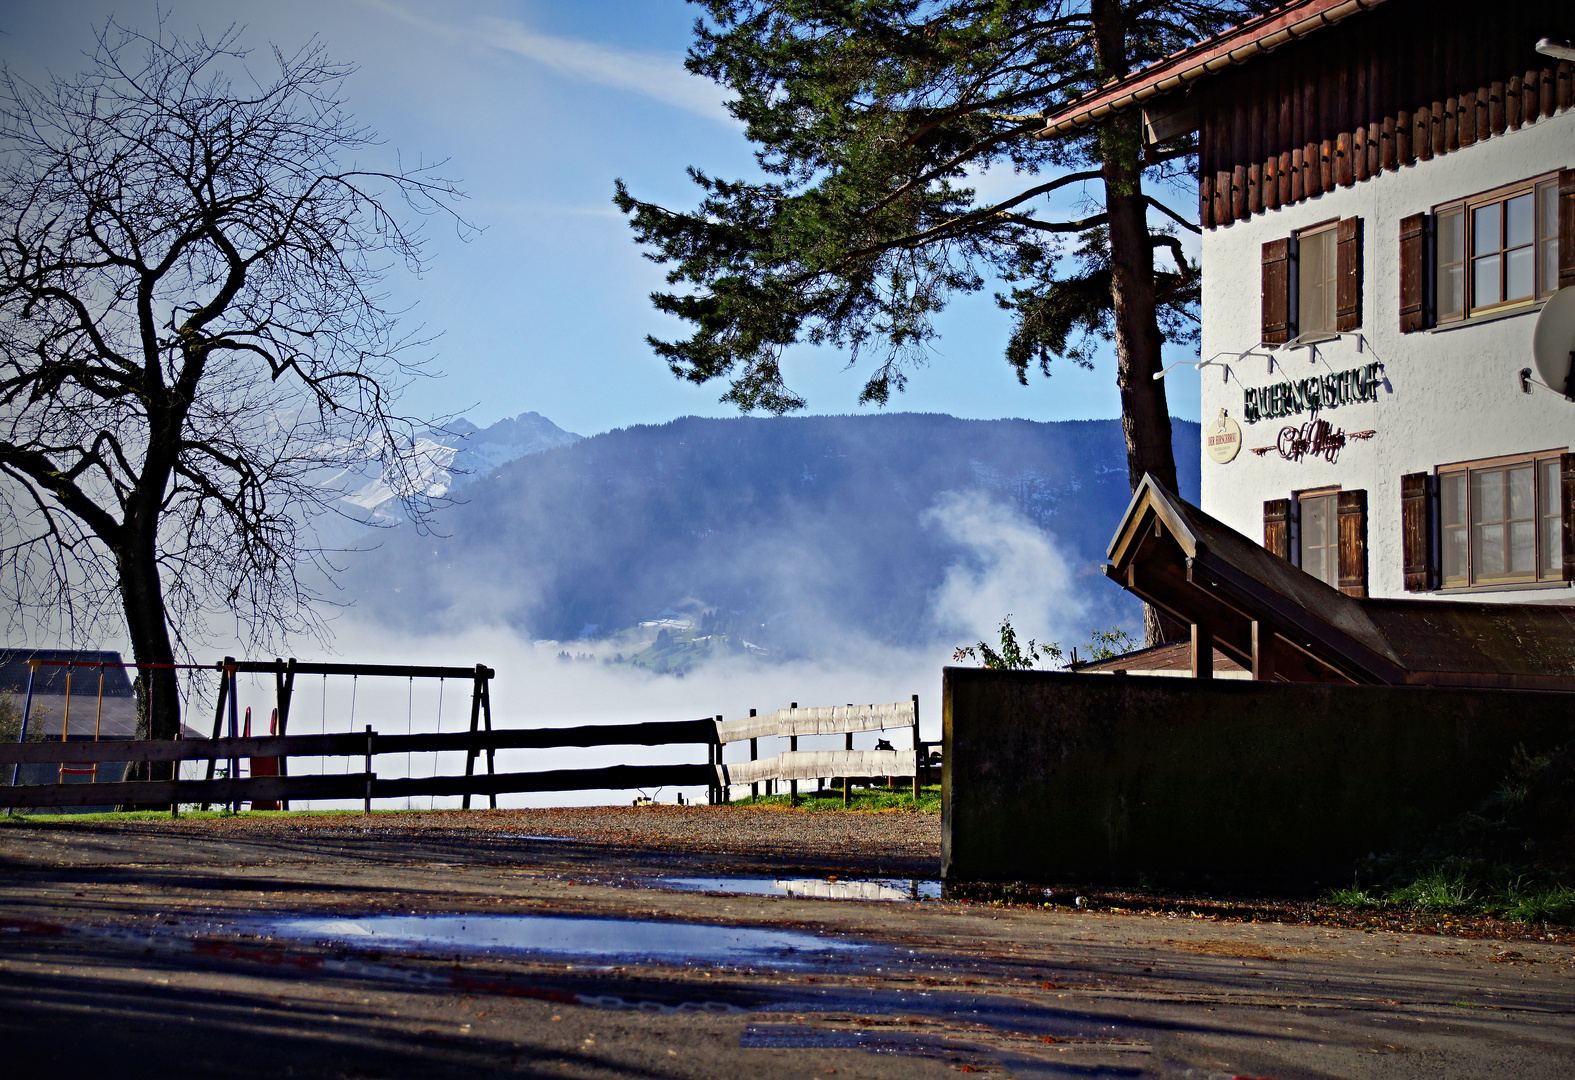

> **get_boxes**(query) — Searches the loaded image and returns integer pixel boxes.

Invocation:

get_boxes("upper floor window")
[1436,176,1560,321]
[1403,170,1570,332]
[1297,224,1339,340]
[1261,218,1362,345]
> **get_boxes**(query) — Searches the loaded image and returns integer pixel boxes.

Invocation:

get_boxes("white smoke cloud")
[922,490,1087,653]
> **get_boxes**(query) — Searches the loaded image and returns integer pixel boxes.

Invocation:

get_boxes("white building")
[1053,0,1575,683]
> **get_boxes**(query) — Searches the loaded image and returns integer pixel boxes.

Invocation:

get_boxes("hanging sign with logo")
[1204,410,1242,464]
[1249,418,1376,464]
[1242,362,1383,424]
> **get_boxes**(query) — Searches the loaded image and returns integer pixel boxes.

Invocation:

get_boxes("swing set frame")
[202,659,496,812]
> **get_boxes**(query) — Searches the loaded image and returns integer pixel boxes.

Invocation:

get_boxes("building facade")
[1051,0,1575,613]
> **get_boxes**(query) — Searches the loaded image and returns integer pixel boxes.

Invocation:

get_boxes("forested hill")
[339,413,1201,659]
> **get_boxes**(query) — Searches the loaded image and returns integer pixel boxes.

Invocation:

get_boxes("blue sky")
[1,0,1204,437]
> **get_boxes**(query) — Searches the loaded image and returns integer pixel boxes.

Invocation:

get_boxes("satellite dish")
[1532,287,1575,399]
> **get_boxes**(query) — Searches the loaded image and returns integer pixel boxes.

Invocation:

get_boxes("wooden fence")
[0,719,719,811]
[711,696,923,805]
[0,679,928,811]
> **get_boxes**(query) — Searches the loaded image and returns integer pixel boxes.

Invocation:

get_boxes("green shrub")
[1325,883,1380,909]
[1501,884,1575,925]
[1387,869,1475,912]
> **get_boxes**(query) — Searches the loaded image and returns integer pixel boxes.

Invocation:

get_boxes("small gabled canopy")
[1105,476,1575,691]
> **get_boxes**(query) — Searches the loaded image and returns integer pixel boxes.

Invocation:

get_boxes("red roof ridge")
[1042,0,1389,138]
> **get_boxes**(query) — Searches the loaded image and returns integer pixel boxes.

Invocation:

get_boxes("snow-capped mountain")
[326,411,583,525]
[430,412,583,493]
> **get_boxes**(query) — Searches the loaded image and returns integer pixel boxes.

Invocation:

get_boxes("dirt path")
[2,807,1572,1078]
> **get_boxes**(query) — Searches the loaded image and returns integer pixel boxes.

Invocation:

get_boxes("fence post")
[749,710,758,803]
[714,715,726,804]
[276,658,296,811]
[200,659,232,811]
[169,672,180,820]
[788,702,797,806]
[462,670,483,810]
[364,725,374,814]
[480,665,496,810]
[911,694,921,803]
[5,662,37,815]
[228,666,241,814]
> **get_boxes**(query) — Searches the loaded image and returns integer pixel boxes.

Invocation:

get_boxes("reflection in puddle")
[660,877,942,902]
[262,915,865,966]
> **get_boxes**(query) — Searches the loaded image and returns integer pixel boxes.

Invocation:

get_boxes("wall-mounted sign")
[1249,419,1376,464]
[1242,362,1383,424]
[1204,410,1242,463]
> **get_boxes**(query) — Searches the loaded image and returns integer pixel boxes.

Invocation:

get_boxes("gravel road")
[3,806,1572,1079]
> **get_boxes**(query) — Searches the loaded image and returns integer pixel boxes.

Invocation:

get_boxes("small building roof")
[1077,640,1249,677]
[1039,0,1388,137]
[1105,476,1575,690]
[0,650,135,697]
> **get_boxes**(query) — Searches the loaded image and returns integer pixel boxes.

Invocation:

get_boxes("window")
[1297,225,1338,340]
[1437,452,1565,587]
[1433,174,1560,323]
[1298,491,1339,588]
[1260,218,1361,345]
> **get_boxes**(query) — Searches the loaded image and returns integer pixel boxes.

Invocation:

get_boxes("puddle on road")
[261,914,867,967]
[659,877,942,902]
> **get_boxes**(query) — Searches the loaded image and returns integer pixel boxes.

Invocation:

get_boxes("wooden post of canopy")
[1190,625,1214,680]
[1252,621,1277,681]
[911,694,921,803]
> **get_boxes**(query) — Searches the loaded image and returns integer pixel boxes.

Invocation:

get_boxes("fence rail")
[712,696,922,804]
[0,721,720,811]
[1,686,926,810]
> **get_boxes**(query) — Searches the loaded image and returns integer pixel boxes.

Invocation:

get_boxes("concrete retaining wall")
[941,668,1575,884]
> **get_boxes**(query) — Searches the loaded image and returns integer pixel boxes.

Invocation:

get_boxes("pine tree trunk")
[1093,0,1184,646]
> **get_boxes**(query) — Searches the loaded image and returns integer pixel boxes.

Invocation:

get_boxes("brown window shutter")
[1560,169,1575,291]
[1399,213,1427,333]
[1336,217,1363,332]
[1401,472,1432,592]
[1262,238,1292,345]
[1337,489,1368,598]
[1264,499,1291,559]
[1563,452,1575,583]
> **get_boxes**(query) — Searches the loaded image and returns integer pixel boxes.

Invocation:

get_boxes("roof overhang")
[1104,475,1575,692]
[1039,0,1390,139]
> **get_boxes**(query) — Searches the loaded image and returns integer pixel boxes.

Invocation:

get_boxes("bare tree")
[0,22,466,756]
